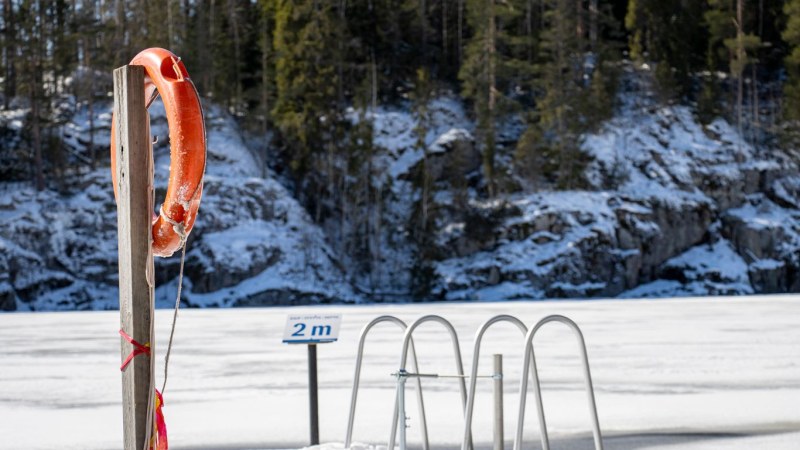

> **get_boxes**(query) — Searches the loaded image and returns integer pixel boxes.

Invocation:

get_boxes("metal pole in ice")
[396,369,409,450]
[493,354,504,450]
[309,343,320,445]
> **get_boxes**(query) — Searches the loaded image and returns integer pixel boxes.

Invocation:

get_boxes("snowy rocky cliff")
[1,73,799,311]
[0,101,355,311]
[416,85,800,300]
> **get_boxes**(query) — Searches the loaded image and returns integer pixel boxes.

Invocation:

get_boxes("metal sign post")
[283,313,342,445]
[308,343,319,444]
[493,354,503,450]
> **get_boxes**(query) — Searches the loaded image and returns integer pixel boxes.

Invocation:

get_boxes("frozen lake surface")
[1,296,799,449]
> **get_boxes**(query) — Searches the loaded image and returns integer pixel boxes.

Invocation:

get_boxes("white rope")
[161,241,187,395]
[142,234,187,450]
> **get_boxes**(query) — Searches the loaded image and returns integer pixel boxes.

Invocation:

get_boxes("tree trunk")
[115,0,125,62]
[86,35,96,169]
[457,0,462,65]
[372,172,382,295]
[31,39,44,191]
[442,0,448,67]
[209,0,216,98]
[3,0,16,109]
[422,135,430,226]
[337,0,345,107]
[751,64,759,147]
[526,0,533,63]
[261,6,270,144]
[753,0,763,146]
[88,92,96,169]
[487,0,496,121]
[736,0,743,139]
[167,0,175,48]
[576,0,584,44]
[589,0,597,52]
[338,143,348,261]
[420,0,427,63]
[486,0,496,196]
[195,0,208,94]
[227,0,242,115]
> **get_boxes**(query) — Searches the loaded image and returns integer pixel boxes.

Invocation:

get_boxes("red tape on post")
[151,389,168,450]
[118,330,168,449]
[119,329,150,371]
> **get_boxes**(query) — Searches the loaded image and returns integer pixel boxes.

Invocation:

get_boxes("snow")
[429,128,473,155]
[770,175,800,209]
[370,96,470,180]
[461,282,544,301]
[619,280,686,299]
[665,240,751,284]
[0,107,28,132]
[727,195,798,231]
[2,296,799,449]
[581,84,761,208]
[750,258,784,270]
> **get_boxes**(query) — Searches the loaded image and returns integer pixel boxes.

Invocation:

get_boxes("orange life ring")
[111,48,206,258]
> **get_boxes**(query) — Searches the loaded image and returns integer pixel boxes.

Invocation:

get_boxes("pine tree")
[258,0,276,143]
[272,0,346,213]
[409,68,437,299]
[344,0,426,103]
[726,0,761,137]
[537,0,582,188]
[18,0,46,190]
[625,0,707,98]
[75,0,104,168]
[517,0,616,189]
[459,0,527,196]
[350,74,387,292]
[625,0,644,61]
[189,0,214,95]
[413,68,433,232]
[705,0,761,135]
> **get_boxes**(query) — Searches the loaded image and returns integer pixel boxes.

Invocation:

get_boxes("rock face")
[431,190,718,300]
[0,282,15,311]
[424,98,799,300]
[721,192,800,293]
[0,103,355,311]
[406,128,480,183]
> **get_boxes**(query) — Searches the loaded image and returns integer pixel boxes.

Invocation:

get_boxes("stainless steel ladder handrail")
[344,316,429,450]
[390,315,472,450]
[461,315,530,450]
[513,315,603,450]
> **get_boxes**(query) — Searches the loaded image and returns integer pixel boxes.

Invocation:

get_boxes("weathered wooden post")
[114,64,154,450]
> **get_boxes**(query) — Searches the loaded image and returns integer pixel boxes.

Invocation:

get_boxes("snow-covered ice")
[1,296,798,449]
